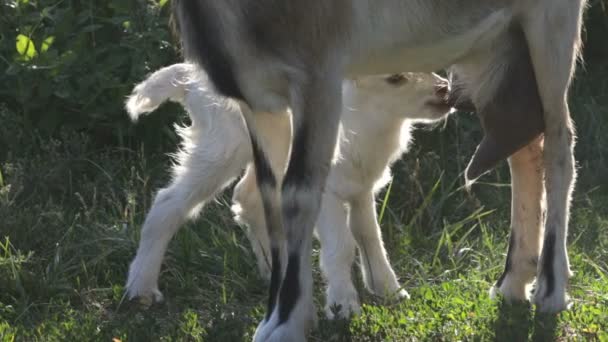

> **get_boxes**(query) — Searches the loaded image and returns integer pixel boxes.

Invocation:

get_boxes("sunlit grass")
[1,64,607,342]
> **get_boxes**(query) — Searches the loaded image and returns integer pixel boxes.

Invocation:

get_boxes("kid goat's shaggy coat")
[125,63,452,318]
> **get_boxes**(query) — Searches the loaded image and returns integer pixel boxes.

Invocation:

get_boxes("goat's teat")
[434,83,449,100]
[385,73,408,86]
[445,87,477,113]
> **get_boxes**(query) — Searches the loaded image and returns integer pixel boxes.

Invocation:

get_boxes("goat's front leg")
[253,71,343,342]
[521,0,585,312]
[349,191,408,300]
[491,136,545,302]
[316,192,360,319]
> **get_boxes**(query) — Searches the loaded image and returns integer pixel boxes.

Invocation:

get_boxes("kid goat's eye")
[385,73,408,86]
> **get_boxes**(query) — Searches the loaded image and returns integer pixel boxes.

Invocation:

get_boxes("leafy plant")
[0,0,179,152]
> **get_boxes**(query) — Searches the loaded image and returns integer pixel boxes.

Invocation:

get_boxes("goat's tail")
[125,63,197,121]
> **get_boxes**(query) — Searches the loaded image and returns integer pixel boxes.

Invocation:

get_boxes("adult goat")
[171,1,585,340]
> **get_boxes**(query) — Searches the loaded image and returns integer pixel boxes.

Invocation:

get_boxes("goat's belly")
[347,8,511,75]
[348,44,466,74]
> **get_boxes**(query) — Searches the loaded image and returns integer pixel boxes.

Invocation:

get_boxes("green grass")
[1,63,608,341]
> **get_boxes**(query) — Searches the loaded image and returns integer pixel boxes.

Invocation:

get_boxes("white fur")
[126,64,253,301]
[125,64,451,318]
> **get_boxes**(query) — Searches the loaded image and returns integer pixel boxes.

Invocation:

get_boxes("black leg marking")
[249,137,277,188]
[496,233,516,288]
[541,232,556,297]
[266,248,282,320]
[247,131,281,320]
[278,254,301,324]
[282,122,311,189]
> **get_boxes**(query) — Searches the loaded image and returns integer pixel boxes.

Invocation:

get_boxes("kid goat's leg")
[232,167,274,280]
[316,192,360,319]
[492,136,545,301]
[520,0,585,312]
[127,147,247,303]
[253,70,343,342]
[349,192,408,300]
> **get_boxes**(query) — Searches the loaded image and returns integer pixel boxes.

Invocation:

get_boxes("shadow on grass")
[531,312,558,342]
[493,300,534,342]
[204,310,256,341]
[110,299,258,341]
[492,299,559,342]
[315,315,353,342]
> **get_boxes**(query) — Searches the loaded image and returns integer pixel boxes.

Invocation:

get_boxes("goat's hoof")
[395,288,411,300]
[533,289,570,313]
[364,271,409,301]
[533,294,571,313]
[325,290,361,319]
[533,279,570,313]
[254,316,309,342]
[126,286,164,306]
[533,259,571,313]
[489,286,530,307]
[489,276,531,303]
[371,285,410,301]
[254,301,313,342]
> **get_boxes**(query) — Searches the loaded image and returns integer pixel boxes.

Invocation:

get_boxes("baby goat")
[125,63,452,318]
[172,1,586,340]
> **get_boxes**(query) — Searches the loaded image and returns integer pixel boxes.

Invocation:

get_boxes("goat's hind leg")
[237,107,287,335]
[232,111,292,281]
[232,167,274,280]
[520,0,586,312]
[316,192,360,319]
[491,136,545,302]
[349,192,408,300]
[126,145,247,303]
[253,71,343,342]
